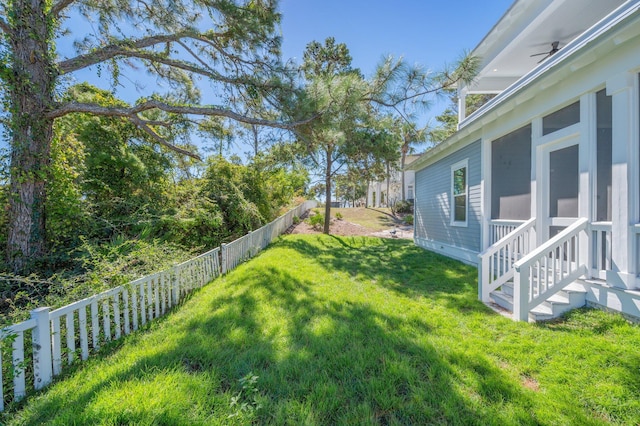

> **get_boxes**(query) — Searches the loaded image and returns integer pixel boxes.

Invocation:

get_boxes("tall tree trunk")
[365,181,370,208]
[401,139,408,201]
[324,147,332,234]
[6,0,56,272]
[385,161,390,208]
[352,184,355,208]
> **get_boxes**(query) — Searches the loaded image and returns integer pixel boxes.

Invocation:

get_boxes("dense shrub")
[392,200,413,215]
[0,85,311,322]
[307,211,325,230]
[0,239,194,326]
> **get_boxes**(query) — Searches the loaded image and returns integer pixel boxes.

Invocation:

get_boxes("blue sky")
[59,0,514,127]
[280,1,513,74]
[2,2,515,156]
[278,0,513,124]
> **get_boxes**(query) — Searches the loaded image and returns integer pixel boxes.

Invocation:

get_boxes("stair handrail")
[478,217,536,302]
[512,217,589,321]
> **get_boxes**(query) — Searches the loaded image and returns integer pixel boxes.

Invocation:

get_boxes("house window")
[542,101,580,135]
[451,160,468,226]
[407,185,414,200]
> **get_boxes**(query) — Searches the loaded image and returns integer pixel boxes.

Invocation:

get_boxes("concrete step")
[490,290,513,312]
[502,282,514,297]
[490,281,587,322]
[563,281,588,294]
[530,304,554,321]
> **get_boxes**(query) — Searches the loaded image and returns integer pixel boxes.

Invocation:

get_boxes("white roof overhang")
[466,0,628,94]
[408,0,640,172]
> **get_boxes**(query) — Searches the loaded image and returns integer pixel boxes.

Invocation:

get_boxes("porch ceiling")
[468,0,627,93]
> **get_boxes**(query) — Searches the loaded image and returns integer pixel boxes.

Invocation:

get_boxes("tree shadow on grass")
[10,264,552,425]
[8,237,636,424]
[10,258,604,424]
[366,207,400,220]
[279,235,487,316]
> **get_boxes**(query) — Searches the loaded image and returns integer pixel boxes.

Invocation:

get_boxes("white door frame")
[536,127,581,243]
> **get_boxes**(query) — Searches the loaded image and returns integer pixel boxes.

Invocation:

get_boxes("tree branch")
[194,34,279,71]
[56,33,281,91]
[51,0,77,18]
[128,116,200,159]
[46,101,318,158]
[57,33,192,74]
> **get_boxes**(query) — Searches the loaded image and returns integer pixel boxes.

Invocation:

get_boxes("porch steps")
[490,282,587,322]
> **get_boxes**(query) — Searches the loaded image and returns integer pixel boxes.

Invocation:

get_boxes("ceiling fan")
[530,41,560,63]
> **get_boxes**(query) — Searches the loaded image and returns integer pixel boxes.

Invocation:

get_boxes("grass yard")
[4,235,639,425]
[331,207,402,231]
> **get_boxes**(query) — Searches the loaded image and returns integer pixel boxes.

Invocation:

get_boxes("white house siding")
[414,140,482,264]
[368,155,419,207]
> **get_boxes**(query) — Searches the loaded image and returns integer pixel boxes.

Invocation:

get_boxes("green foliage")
[0,239,193,326]
[45,84,175,247]
[0,82,308,311]
[150,192,224,250]
[429,91,497,145]
[47,125,90,249]
[229,373,263,419]
[296,38,376,233]
[403,214,414,225]
[307,211,325,230]
[302,37,355,78]
[392,200,413,215]
[335,212,343,220]
[201,157,266,239]
[334,169,369,207]
[198,156,308,242]
[1,0,302,271]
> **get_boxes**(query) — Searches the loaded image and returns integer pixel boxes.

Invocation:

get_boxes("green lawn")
[331,207,402,231]
[5,235,639,425]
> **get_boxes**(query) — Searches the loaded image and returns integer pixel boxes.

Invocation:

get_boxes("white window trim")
[451,159,469,227]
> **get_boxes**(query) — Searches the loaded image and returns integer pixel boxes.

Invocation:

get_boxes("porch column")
[579,93,595,271]
[480,136,491,251]
[458,86,468,126]
[531,118,542,248]
[606,72,638,289]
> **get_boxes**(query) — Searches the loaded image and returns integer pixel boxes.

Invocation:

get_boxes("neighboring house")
[407,0,640,322]
[368,155,418,207]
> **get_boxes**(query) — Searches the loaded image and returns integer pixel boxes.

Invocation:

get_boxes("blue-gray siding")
[414,140,482,252]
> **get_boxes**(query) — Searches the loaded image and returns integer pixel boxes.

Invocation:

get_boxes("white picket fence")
[0,200,316,410]
[221,204,312,273]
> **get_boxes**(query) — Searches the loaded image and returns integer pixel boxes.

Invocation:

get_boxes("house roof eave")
[408,0,640,173]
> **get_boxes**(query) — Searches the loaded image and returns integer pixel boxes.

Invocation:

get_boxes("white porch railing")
[590,222,612,280]
[479,218,536,302]
[489,219,526,246]
[513,218,589,321]
[0,200,316,411]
